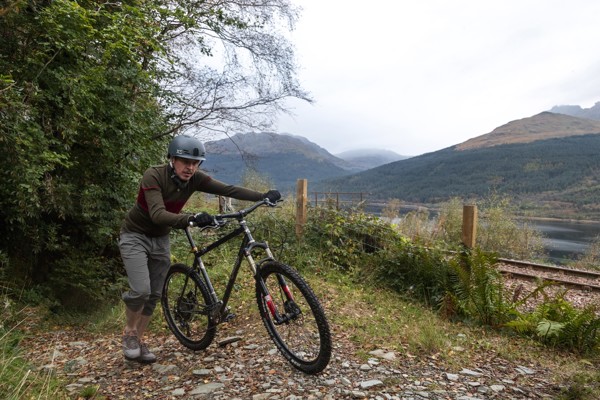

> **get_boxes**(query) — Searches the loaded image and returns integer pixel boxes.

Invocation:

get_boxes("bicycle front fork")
[260,275,300,325]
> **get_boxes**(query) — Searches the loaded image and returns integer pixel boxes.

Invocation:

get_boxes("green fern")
[445,249,513,326]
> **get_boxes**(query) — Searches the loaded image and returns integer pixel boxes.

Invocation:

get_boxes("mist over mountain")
[549,102,600,121]
[335,149,409,170]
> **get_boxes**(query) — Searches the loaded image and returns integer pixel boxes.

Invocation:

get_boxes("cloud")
[276,0,600,155]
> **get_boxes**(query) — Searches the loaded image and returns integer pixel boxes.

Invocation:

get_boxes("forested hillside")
[204,132,409,190]
[204,132,355,190]
[204,152,352,192]
[315,134,600,218]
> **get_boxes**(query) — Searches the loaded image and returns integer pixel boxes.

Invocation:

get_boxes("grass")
[0,304,70,399]
[303,268,600,399]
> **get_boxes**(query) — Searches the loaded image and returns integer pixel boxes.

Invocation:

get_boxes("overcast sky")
[275,0,600,156]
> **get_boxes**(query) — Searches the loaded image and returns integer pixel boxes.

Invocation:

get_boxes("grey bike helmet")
[167,135,206,161]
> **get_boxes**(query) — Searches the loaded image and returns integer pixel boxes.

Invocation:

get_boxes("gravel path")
[21,315,564,400]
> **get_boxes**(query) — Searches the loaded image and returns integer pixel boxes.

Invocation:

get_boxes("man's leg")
[125,306,142,336]
[136,234,171,363]
[122,306,143,360]
[119,231,152,361]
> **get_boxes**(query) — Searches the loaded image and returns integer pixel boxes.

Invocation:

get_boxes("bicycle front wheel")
[161,263,216,350]
[256,261,332,374]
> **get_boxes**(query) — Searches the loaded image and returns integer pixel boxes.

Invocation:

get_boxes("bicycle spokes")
[176,291,198,321]
[162,264,216,351]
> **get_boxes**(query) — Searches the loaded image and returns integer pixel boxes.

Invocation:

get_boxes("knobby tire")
[161,263,216,350]
[256,261,332,374]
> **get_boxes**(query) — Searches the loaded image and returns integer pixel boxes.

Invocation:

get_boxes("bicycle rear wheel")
[161,263,216,350]
[256,261,332,374]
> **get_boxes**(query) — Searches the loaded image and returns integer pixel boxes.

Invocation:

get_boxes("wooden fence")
[294,179,479,248]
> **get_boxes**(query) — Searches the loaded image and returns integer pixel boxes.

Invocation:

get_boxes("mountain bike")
[161,199,332,374]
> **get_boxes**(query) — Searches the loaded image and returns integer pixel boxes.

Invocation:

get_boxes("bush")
[506,287,600,355]
[397,194,546,260]
[303,205,600,355]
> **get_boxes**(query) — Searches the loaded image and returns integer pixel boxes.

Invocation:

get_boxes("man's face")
[172,157,201,181]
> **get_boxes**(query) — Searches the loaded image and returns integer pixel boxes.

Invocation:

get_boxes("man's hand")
[190,212,214,227]
[263,189,281,203]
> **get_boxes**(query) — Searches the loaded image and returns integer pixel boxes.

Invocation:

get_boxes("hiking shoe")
[122,334,141,360]
[138,343,157,364]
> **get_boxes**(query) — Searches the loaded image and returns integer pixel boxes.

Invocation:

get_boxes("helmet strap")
[168,160,189,190]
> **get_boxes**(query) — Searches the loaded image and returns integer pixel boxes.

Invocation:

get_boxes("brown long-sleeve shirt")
[122,164,263,236]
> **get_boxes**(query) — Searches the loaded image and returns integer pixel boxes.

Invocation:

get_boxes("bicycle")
[161,199,332,374]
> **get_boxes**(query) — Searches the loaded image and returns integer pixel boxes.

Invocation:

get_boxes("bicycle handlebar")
[191,198,282,229]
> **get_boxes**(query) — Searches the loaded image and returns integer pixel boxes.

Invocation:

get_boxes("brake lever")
[214,217,227,227]
[265,199,283,207]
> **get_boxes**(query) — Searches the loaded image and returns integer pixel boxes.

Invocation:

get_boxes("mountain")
[457,112,600,150]
[549,102,600,121]
[314,112,600,219]
[203,132,358,191]
[335,149,409,170]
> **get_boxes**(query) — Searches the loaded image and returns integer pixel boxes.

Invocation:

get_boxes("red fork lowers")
[264,294,278,316]
[282,285,293,301]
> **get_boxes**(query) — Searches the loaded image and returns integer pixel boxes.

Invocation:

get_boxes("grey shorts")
[119,230,171,316]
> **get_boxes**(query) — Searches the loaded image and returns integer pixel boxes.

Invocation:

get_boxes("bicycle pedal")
[223,312,236,322]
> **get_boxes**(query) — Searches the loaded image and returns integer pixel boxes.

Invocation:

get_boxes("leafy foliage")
[506,287,600,355]
[444,250,513,326]
[0,0,167,303]
[0,0,305,307]
[303,206,401,272]
[301,205,600,355]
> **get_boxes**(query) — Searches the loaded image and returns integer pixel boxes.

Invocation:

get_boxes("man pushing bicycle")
[118,135,280,363]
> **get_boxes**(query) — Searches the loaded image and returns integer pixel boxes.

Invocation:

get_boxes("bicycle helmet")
[167,135,206,161]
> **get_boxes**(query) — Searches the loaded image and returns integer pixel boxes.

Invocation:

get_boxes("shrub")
[506,287,600,355]
[476,194,545,260]
[398,194,546,260]
[444,249,514,326]
[572,234,600,272]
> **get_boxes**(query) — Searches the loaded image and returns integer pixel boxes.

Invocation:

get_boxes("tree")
[153,0,310,139]
[0,0,307,307]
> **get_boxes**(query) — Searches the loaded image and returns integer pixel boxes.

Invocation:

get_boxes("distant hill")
[335,149,409,170]
[457,112,600,150]
[314,112,600,219]
[550,102,600,121]
[203,132,359,191]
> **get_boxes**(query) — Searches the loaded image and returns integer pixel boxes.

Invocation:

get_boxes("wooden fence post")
[296,179,308,239]
[462,204,478,248]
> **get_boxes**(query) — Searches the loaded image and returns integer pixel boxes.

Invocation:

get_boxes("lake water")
[529,219,600,264]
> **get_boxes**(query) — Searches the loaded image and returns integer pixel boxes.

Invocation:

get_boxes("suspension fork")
[261,278,298,324]
[246,242,297,324]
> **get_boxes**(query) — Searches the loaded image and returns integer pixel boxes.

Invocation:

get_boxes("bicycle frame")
[181,202,292,325]
[163,199,332,374]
